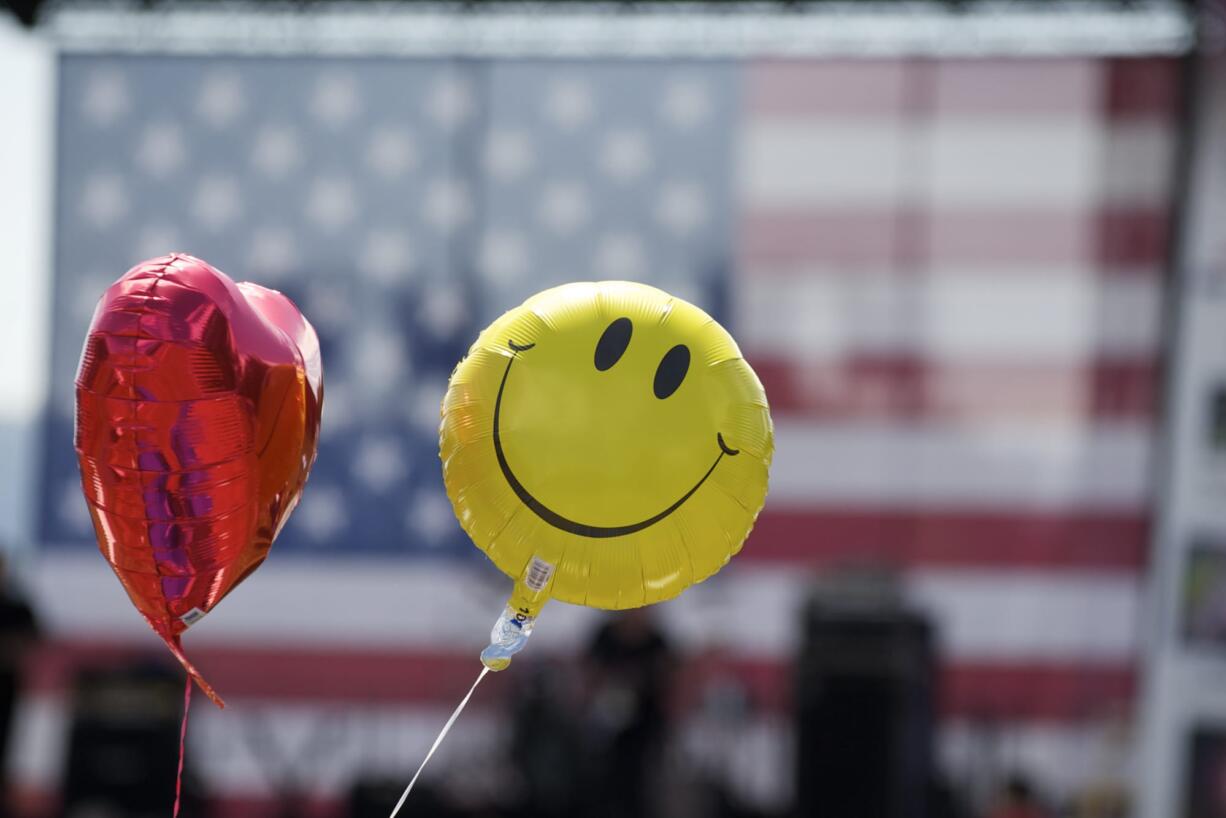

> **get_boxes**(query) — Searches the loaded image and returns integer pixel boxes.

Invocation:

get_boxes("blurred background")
[2,0,1224,816]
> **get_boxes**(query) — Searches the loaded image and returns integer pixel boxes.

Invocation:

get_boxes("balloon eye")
[653,345,690,399]
[594,317,633,371]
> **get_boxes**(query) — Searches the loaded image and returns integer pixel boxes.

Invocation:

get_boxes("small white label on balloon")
[180,607,207,627]
[524,557,554,592]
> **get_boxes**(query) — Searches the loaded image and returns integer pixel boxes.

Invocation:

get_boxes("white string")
[388,666,490,818]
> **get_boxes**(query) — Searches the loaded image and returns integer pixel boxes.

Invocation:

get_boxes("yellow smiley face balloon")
[440,281,773,618]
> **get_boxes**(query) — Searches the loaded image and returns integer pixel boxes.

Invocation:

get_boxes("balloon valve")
[480,604,537,672]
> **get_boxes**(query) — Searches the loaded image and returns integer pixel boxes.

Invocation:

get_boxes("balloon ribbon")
[173,673,191,817]
[388,666,490,818]
[166,633,224,708]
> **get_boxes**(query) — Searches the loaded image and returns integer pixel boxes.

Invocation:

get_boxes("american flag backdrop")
[29,53,1177,811]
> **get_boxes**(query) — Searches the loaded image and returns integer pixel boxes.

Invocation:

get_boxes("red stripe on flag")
[678,656,1134,721]
[26,642,497,707]
[745,507,1149,570]
[941,661,1136,721]
[747,58,1163,120]
[27,642,1136,723]
[749,355,1159,423]
[740,209,904,269]
[1105,58,1182,118]
[748,60,910,116]
[740,208,1169,270]
[930,59,1103,116]
[1097,208,1172,268]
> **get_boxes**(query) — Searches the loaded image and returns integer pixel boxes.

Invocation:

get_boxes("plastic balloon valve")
[480,604,537,671]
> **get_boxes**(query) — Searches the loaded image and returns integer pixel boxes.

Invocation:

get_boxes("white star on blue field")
[43,55,736,556]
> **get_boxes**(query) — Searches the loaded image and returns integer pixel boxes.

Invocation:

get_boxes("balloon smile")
[493,340,738,539]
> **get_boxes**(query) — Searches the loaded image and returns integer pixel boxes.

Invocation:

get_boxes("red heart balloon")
[74,254,323,706]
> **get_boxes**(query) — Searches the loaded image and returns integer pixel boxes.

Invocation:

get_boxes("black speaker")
[795,589,935,818]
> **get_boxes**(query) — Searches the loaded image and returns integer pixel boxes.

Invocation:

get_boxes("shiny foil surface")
[441,281,772,615]
[74,254,323,705]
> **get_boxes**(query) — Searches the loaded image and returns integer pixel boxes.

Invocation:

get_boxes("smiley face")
[441,281,773,609]
[493,320,741,539]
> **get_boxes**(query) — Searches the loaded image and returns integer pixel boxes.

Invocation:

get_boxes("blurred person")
[581,608,676,818]
[62,660,204,818]
[0,552,38,816]
[1067,783,1127,818]
[1184,729,1226,818]
[1065,712,1131,818]
[985,775,1050,818]
[928,773,971,818]
[508,661,582,818]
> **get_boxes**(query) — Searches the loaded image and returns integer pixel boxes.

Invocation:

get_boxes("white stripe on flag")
[1101,119,1178,207]
[923,117,1102,207]
[741,120,914,207]
[767,419,1151,509]
[742,118,1172,209]
[738,271,1161,360]
[29,556,1140,662]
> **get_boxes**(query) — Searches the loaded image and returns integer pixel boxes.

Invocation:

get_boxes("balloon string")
[164,634,224,709]
[173,673,192,818]
[388,666,490,818]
